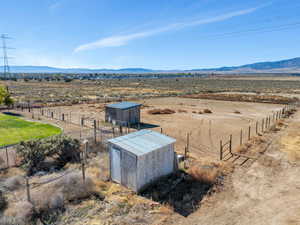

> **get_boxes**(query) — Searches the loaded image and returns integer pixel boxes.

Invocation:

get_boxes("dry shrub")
[234,110,241,114]
[53,172,99,202]
[192,111,197,114]
[276,120,285,127]
[236,142,252,154]
[258,155,281,167]
[203,109,212,114]
[148,109,175,115]
[31,189,64,214]
[3,175,24,191]
[188,164,219,184]
[4,201,34,225]
[198,111,203,114]
[184,93,297,104]
[269,125,280,132]
[178,109,187,113]
[250,136,266,145]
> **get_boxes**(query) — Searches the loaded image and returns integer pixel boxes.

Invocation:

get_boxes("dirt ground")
[164,110,300,225]
[50,97,284,160]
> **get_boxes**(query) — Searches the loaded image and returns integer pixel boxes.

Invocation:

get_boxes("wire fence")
[0,104,135,170]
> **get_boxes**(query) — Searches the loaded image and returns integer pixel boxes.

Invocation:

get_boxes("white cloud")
[74,6,262,52]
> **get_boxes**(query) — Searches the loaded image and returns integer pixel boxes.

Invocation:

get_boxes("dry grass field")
[2,76,300,104]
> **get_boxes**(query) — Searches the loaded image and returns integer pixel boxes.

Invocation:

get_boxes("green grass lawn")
[0,113,61,147]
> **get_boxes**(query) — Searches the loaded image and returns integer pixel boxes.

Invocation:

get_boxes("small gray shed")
[105,102,141,126]
[108,130,176,192]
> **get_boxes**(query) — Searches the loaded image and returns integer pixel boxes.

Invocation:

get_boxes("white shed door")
[111,148,121,183]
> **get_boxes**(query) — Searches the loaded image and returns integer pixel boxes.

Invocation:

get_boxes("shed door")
[111,148,121,183]
[121,151,137,191]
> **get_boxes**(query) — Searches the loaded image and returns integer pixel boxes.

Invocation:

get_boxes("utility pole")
[1,34,13,79]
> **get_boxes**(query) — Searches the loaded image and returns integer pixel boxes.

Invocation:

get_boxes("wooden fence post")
[26,177,31,203]
[240,129,243,145]
[248,126,251,140]
[262,119,264,132]
[160,127,163,134]
[5,147,9,168]
[81,162,86,184]
[256,121,258,135]
[220,140,223,160]
[62,113,65,121]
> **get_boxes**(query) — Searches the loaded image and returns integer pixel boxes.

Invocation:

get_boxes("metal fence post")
[94,120,97,143]
[229,134,232,154]
[220,140,223,160]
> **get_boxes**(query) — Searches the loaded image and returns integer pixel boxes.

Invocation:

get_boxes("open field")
[0,113,61,147]
[2,76,300,104]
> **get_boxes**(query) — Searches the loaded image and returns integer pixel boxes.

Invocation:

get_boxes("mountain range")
[2,57,300,74]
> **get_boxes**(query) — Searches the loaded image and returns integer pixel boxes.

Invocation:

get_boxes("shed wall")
[136,144,174,192]
[105,106,140,126]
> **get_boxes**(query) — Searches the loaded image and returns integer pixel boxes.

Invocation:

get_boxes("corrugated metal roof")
[106,102,141,110]
[108,130,176,156]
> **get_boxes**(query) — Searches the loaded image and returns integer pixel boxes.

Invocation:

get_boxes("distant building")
[105,102,141,126]
[108,130,176,192]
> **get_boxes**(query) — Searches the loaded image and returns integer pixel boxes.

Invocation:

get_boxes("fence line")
[219,103,297,163]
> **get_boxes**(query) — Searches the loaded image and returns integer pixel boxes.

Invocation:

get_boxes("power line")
[198,21,300,40]
[1,34,13,79]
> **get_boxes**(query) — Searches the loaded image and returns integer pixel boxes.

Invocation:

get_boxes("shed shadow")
[132,122,159,129]
[140,170,213,217]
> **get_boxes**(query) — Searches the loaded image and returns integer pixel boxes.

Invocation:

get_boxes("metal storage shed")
[105,102,141,126]
[108,130,176,192]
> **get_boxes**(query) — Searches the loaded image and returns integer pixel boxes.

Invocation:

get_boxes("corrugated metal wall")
[109,143,174,192]
[105,107,140,126]
[136,144,174,192]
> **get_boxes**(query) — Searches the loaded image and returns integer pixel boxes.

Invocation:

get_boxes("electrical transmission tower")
[1,34,13,79]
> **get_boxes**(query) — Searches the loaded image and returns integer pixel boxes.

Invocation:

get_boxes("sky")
[1,0,300,70]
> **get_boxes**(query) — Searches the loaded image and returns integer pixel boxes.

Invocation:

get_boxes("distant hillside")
[2,57,300,74]
[194,57,300,73]
[1,66,154,74]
